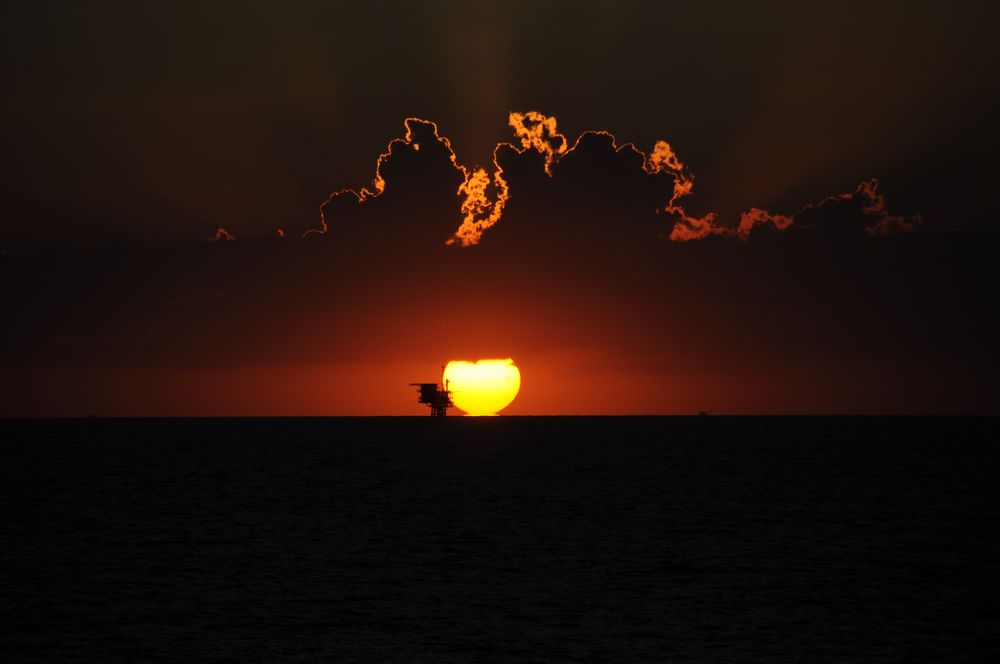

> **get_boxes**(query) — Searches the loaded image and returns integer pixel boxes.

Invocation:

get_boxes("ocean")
[1,417,998,662]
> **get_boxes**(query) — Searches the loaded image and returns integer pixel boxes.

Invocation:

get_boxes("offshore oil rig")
[410,373,453,417]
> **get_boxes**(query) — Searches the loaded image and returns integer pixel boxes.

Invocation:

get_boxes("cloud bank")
[306,112,922,246]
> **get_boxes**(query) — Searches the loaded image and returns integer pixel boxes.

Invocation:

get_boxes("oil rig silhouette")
[410,369,453,417]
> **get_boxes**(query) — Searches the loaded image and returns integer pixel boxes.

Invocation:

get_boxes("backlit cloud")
[308,112,921,246]
[210,227,236,242]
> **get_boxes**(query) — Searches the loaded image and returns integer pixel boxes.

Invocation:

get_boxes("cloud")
[854,179,924,237]
[452,157,509,247]
[737,208,796,237]
[508,111,569,175]
[734,179,923,240]
[307,111,922,246]
[309,118,429,237]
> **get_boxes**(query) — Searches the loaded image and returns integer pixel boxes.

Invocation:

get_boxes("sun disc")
[443,358,521,416]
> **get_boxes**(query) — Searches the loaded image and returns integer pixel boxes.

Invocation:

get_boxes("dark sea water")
[1,417,998,662]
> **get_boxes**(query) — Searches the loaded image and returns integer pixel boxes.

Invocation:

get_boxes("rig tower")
[410,370,453,417]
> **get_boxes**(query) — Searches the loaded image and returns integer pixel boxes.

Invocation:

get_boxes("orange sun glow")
[443,358,521,416]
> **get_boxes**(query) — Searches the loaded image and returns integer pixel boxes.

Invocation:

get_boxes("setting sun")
[443,359,521,416]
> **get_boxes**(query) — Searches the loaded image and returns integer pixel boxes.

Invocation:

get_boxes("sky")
[1,0,998,415]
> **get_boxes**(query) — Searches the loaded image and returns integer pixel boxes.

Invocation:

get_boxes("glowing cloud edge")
[303,111,921,245]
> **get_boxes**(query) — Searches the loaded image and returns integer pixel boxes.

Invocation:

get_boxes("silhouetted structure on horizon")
[410,378,453,417]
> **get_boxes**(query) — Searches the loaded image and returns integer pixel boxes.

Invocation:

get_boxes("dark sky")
[1,1,998,415]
